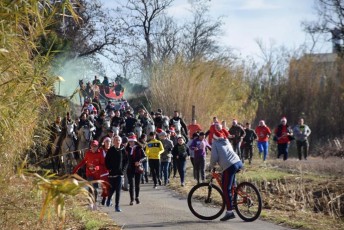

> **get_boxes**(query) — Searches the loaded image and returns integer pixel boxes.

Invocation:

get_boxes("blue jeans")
[108,176,123,207]
[222,161,243,211]
[160,162,170,184]
[257,141,269,161]
[177,159,186,184]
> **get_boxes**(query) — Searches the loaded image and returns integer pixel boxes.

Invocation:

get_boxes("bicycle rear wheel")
[234,181,262,222]
[187,183,225,220]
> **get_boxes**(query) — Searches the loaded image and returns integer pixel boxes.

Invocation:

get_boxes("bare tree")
[118,0,174,71]
[181,1,223,61]
[153,15,181,62]
[302,0,344,55]
[55,0,121,58]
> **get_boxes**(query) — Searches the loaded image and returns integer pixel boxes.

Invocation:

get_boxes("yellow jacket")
[146,139,164,159]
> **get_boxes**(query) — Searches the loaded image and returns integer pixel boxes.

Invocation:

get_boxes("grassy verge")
[0,176,120,230]
[168,156,344,230]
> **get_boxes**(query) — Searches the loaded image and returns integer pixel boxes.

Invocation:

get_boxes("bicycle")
[187,169,262,222]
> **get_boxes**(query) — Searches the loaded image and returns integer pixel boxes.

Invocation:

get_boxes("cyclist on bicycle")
[209,123,243,221]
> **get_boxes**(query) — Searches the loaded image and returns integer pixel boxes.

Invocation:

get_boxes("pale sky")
[167,0,331,57]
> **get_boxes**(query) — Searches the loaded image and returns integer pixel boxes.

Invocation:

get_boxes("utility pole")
[192,105,195,121]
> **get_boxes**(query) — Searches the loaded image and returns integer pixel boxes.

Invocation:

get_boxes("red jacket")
[73,148,103,179]
[255,125,271,142]
[274,125,290,144]
[207,124,217,145]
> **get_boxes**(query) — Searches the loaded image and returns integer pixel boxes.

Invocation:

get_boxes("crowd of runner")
[48,95,311,213]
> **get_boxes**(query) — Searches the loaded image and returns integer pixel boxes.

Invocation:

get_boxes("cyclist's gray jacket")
[209,138,241,172]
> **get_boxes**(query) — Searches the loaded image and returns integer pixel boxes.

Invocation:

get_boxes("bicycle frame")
[210,171,248,206]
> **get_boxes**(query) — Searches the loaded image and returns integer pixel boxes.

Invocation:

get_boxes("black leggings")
[127,172,141,200]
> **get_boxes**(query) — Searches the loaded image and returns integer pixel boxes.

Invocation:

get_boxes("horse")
[145,120,155,135]
[98,119,111,142]
[172,119,182,134]
[77,125,93,160]
[111,125,120,136]
[61,121,77,174]
[49,128,62,173]
[134,123,143,139]
[162,116,170,131]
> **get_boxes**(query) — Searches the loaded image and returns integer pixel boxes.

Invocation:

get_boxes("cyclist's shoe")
[220,212,235,221]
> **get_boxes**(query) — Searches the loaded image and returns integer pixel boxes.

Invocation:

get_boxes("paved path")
[99,183,289,230]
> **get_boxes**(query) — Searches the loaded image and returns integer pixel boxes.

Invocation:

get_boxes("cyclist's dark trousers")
[222,161,243,211]
[108,176,123,207]
[127,172,141,201]
[277,143,289,160]
[296,140,309,160]
[149,159,160,186]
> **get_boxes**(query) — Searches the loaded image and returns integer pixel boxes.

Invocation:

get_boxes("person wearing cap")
[190,132,211,184]
[99,137,112,206]
[146,132,164,188]
[187,119,202,139]
[105,135,129,212]
[172,136,190,186]
[228,119,246,161]
[293,118,311,160]
[159,131,174,186]
[255,120,272,162]
[73,140,103,210]
[125,134,146,205]
[273,117,294,160]
[209,129,242,221]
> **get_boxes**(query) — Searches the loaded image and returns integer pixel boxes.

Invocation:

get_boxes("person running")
[190,132,211,184]
[293,118,311,160]
[138,134,149,184]
[169,111,188,139]
[98,137,111,206]
[187,119,202,139]
[205,117,219,145]
[72,140,102,210]
[105,135,128,212]
[159,131,174,185]
[274,117,294,161]
[228,119,246,160]
[242,122,258,164]
[145,132,164,188]
[172,136,190,187]
[255,120,271,162]
[125,134,146,205]
[209,132,243,221]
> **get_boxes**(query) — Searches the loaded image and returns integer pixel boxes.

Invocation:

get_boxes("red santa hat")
[169,127,175,133]
[156,128,163,134]
[127,134,137,142]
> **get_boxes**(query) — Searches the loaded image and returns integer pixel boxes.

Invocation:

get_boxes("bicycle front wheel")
[234,182,262,222]
[187,183,225,220]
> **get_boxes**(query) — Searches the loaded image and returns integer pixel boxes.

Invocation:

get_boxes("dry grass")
[0,175,119,230]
